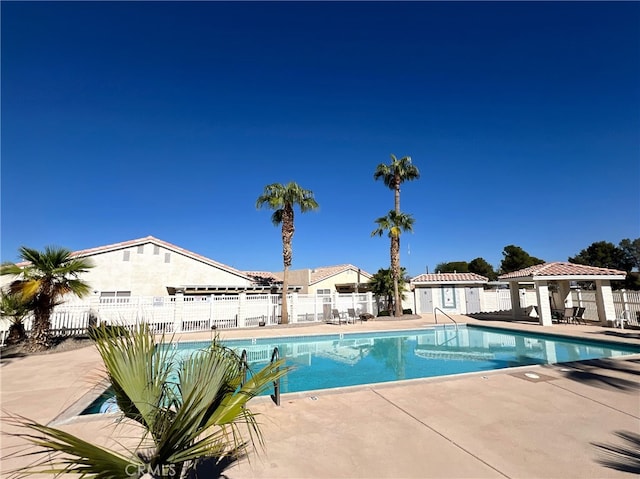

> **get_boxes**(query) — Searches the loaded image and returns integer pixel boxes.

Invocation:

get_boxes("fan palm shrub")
[368,267,409,315]
[1,246,94,351]
[5,325,289,478]
[0,290,30,345]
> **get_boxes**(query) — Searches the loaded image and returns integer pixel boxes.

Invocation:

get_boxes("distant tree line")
[434,238,640,289]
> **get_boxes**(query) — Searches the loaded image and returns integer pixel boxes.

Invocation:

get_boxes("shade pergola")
[498,262,626,326]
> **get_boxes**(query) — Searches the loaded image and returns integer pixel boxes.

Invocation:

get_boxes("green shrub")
[377,310,391,317]
[403,308,413,315]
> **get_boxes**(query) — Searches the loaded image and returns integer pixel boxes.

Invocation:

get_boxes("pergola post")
[534,281,553,326]
[509,281,521,320]
[594,279,616,325]
[557,281,573,309]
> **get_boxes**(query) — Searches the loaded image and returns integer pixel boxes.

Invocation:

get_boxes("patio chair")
[614,315,630,329]
[331,309,346,325]
[347,308,360,324]
[573,307,586,325]
[560,307,575,324]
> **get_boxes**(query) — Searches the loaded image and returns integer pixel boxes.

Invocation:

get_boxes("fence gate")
[418,288,433,314]
[465,287,482,314]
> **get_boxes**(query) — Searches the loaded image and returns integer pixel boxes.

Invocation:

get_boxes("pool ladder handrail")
[240,347,281,406]
[433,307,458,331]
[240,349,248,385]
[270,347,281,406]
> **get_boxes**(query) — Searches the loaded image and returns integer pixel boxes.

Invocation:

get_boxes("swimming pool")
[82,325,640,414]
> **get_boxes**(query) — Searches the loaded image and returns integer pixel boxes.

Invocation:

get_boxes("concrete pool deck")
[1,315,639,478]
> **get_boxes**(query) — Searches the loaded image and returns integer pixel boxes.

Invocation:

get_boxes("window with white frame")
[100,291,131,304]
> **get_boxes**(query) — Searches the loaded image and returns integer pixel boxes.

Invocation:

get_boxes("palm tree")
[371,211,414,316]
[368,267,408,315]
[373,154,420,214]
[373,154,419,316]
[368,268,395,313]
[256,182,319,324]
[0,290,30,345]
[0,246,93,351]
[6,325,290,478]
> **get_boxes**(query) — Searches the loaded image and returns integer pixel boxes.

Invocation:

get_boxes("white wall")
[80,243,250,297]
[414,285,469,314]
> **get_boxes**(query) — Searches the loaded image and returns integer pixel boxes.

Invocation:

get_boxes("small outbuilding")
[411,273,489,315]
[498,262,626,326]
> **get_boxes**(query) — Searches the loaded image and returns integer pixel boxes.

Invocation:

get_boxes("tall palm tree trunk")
[280,207,294,324]
[393,179,402,315]
[391,235,402,316]
[281,266,289,324]
[29,306,52,351]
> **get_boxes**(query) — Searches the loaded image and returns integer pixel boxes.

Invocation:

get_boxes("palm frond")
[257,182,318,217]
[10,280,42,302]
[4,413,141,479]
[17,247,43,267]
[271,209,284,226]
[164,355,290,465]
[56,257,94,274]
[0,262,23,277]
[371,210,414,238]
[0,290,30,323]
[93,325,174,433]
[64,278,93,297]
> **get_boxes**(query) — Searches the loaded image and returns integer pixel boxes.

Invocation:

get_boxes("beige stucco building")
[1,236,372,300]
[271,265,373,295]
[66,236,255,298]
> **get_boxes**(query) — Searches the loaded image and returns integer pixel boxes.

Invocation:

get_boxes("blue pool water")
[82,325,640,414]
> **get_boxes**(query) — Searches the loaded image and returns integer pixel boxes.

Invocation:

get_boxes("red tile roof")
[411,272,489,283]
[243,265,372,286]
[498,262,626,280]
[244,271,282,284]
[309,264,372,285]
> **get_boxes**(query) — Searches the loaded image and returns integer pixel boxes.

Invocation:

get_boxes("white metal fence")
[3,288,638,346]
[0,292,378,345]
[480,289,538,312]
[569,289,640,327]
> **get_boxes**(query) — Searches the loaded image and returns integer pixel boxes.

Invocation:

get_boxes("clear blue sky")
[2,1,639,277]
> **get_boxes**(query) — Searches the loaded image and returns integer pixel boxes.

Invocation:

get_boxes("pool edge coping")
[49,322,640,426]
